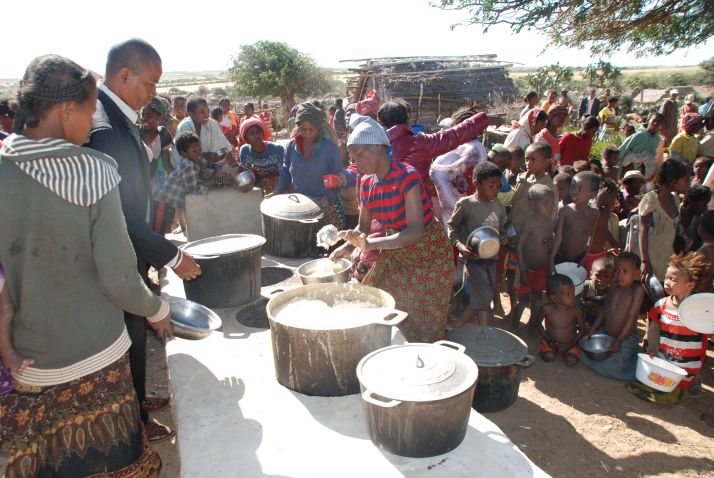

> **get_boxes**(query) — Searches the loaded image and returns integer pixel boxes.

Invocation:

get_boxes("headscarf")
[356,90,382,117]
[513,108,542,138]
[240,117,268,143]
[295,102,337,143]
[347,116,389,147]
[684,94,695,104]
[681,113,703,132]
[547,103,568,122]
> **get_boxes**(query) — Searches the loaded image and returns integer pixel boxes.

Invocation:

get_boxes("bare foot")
[565,354,579,367]
[540,351,556,362]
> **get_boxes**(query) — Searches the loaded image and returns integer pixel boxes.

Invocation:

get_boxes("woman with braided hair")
[274,102,355,229]
[0,54,167,477]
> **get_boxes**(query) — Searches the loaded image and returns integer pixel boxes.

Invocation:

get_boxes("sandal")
[142,396,170,413]
[145,421,175,444]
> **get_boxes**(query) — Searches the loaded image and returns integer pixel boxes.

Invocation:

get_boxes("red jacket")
[386,113,490,196]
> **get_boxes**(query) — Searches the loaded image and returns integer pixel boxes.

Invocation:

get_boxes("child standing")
[553,172,572,208]
[550,171,601,270]
[509,142,558,233]
[558,116,599,167]
[618,170,646,220]
[691,156,713,187]
[583,252,645,380]
[154,132,208,232]
[638,253,712,401]
[585,180,620,273]
[512,184,555,328]
[535,274,586,366]
[581,256,615,326]
[448,162,508,326]
[637,159,691,281]
[601,145,620,182]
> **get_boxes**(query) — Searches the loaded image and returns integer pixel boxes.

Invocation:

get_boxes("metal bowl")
[167,297,222,340]
[579,333,615,361]
[466,226,500,259]
[234,170,256,192]
[297,258,352,285]
[643,275,666,302]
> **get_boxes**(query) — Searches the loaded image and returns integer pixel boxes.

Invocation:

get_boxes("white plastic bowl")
[554,262,587,295]
[635,353,688,392]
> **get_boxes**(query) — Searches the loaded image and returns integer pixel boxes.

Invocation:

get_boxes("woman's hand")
[329,242,354,260]
[338,230,369,251]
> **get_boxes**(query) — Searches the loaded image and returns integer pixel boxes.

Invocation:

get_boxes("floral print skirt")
[363,219,454,342]
[0,354,161,478]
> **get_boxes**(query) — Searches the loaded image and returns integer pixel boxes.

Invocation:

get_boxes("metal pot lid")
[260,193,323,220]
[445,326,527,366]
[357,342,478,402]
[181,234,266,257]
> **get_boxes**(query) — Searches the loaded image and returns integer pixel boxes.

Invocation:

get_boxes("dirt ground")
[145,293,714,478]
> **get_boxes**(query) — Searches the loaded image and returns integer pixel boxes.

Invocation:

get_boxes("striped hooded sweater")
[0,134,167,386]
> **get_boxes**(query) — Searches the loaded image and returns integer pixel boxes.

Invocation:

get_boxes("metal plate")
[357,342,478,402]
[446,326,528,367]
[181,234,265,257]
[679,293,714,334]
[260,193,323,220]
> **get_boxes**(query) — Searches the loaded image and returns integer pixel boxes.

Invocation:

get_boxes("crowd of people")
[0,37,713,477]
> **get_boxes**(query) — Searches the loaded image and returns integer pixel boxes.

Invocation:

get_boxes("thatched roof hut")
[342,55,516,128]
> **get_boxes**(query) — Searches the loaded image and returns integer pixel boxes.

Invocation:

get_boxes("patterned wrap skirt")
[363,219,454,342]
[0,354,161,478]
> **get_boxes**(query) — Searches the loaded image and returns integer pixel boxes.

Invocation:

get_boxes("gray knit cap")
[347,115,390,147]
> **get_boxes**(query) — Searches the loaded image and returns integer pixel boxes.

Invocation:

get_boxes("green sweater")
[0,135,164,384]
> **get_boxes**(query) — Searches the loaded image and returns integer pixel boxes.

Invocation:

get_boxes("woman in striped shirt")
[331,117,454,342]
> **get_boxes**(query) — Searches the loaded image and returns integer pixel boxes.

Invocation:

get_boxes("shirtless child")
[535,274,586,366]
[582,252,645,380]
[584,179,621,273]
[512,184,555,328]
[550,171,601,272]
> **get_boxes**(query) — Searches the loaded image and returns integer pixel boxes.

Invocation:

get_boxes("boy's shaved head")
[527,141,552,160]
[574,170,601,192]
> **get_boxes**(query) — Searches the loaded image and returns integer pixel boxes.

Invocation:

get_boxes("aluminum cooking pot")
[357,341,478,458]
[235,170,256,192]
[261,194,323,257]
[267,283,408,396]
[446,326,534,412]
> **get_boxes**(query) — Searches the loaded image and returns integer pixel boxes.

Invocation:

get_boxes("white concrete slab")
[184,187,263,241]
[162,257,549,478]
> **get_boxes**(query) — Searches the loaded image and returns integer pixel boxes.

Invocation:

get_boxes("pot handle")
[375,309,408,327]
[515,354,536,368]
[299,218,320,224]
[361,389,401,408]
[434,340,466,354]
[288,194,300,203]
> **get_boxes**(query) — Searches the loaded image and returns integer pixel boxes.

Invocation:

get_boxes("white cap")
[347,116,390,147]
[670,88,679,95]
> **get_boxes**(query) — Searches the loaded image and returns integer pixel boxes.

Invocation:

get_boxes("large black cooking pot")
[266,283,407,396]
[446,326,534,413]
[261,194,323,258]
[180,234,265,309]
[357,341,479,458]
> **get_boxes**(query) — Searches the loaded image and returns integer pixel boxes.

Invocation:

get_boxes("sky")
[3,0,713,79]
